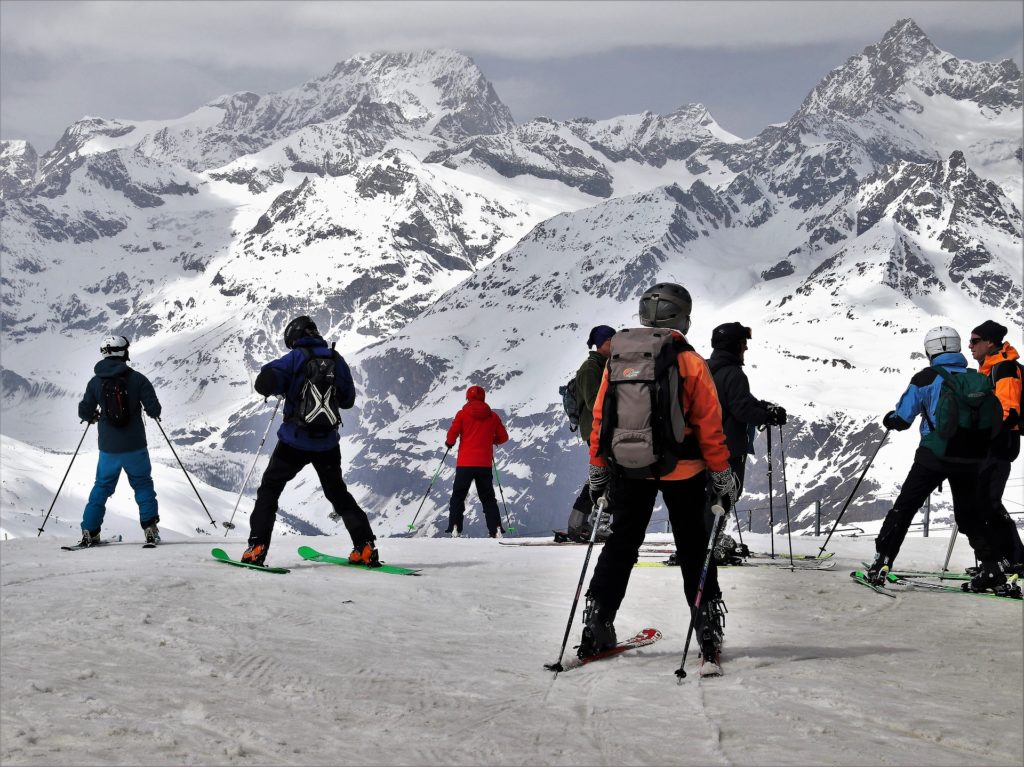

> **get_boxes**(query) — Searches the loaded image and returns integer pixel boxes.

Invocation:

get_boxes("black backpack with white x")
[290,347,342,436]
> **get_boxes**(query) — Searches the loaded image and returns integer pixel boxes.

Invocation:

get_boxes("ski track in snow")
[1,533,1021,766]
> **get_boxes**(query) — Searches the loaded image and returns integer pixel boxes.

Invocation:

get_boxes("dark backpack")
[597,327,693,479]
[923,366,1002,462]
[290,347,341,436]
[101,374,132,427]
[559,377,581,433]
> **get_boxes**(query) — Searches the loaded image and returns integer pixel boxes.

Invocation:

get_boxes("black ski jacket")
[707,349,770,465]
[78,358,162,453]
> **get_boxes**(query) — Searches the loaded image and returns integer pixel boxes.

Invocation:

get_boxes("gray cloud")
[2,1,1021,151]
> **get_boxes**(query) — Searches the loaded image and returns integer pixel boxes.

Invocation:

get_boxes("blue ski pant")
[82,448,158,532]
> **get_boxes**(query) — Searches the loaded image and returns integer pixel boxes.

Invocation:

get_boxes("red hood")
[463,399,493,420]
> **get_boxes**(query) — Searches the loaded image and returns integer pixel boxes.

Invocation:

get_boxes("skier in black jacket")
[707,323,786,493]
[694,323,785,564]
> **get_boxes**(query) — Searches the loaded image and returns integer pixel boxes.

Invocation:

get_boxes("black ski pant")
[249,441,374,548]
[980,457,1024,566]
[876,448,997,562]
[447,466,502,535]
[589,471,718,616]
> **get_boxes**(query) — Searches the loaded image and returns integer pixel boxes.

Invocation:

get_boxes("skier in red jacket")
[444,385,510,537]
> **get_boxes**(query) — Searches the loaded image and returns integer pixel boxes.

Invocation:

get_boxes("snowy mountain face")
[0,140,38,199]
[1,21,1021,542]
[425,104,743,199]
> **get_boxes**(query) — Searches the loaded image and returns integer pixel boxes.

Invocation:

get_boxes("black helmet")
[283,315,320,349]
[638,283,692,333]
[711,322,752,354]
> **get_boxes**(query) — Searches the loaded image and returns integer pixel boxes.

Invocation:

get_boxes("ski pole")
[675,495,727,682]
[37,421,92,537]
[778,425,794,570]
[407,446,450,533]
[766,425,775,558]
[493,462,516,534]
[152,416,218,529]
[224,399,281,534]
[817,428,890,556]
[546,495,608,676]
[942,523,959,572]
[732,505,745,548]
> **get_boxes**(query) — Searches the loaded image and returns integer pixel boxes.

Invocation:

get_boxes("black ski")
[61,534,123,551]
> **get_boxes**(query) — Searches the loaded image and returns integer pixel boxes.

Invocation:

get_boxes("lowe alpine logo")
[623,367,641,379]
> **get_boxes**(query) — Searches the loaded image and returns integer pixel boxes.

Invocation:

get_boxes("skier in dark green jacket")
[566,325,615,541]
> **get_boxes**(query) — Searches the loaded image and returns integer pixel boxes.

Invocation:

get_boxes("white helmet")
[100,335,130,359]
[923,326,960,359]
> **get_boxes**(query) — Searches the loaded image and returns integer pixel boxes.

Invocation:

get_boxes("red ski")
[546,628,662,672]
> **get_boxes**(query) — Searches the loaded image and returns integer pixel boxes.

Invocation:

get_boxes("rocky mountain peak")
[0,140,39,199]
[873,18,940,67]
[798,17,1019,119]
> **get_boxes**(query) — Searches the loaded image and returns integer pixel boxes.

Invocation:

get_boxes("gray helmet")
[638,283,692,333]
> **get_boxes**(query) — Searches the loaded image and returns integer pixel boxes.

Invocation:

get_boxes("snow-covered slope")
[1,531,1021,765]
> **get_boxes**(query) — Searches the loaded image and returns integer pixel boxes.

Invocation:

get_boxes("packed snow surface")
[1,532,1021,766]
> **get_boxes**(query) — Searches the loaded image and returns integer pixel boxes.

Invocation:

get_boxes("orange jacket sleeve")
[589,367,611,467]
[680,351,730,473]
[995,367,1023,423]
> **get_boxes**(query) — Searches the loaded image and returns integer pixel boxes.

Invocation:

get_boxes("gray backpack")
[596,327,692,478]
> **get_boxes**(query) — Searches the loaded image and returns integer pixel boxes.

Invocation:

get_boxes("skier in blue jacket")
[77,336,162,546]
[241,316,378,567]
[868,326,1005,592]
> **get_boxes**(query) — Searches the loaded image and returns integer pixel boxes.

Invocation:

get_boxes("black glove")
[254,368,276,397]
[588,465,610,501]
[882,411,910,431]
[445,442,455,450]
[84,411,100,425]
[764,403,787,426]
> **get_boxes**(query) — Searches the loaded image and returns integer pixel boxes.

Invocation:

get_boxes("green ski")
[297,545,421,576]
[211,547,290,574]
[886,573,1022,601]
[860,562,970,581]
[850,570,896,598]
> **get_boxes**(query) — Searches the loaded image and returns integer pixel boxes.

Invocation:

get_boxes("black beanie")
[972,320,1007,344]
[711,322,752,354]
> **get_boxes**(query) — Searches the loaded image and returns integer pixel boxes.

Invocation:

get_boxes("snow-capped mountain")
[1,20,1020,541]
[0,140,38,199]
[424,104,743,198]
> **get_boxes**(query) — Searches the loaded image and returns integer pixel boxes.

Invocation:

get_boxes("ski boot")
[593,516,612,543]
[577,592,617,659]
[241,542,269,566]
[566,508,592,542]
[143,522,160,546]
[77,529,102,548]
[865,552,893,585]
[697,597,728,677]
[963,562,1007,593]
[349,542,381,568]
[713,534,746,566]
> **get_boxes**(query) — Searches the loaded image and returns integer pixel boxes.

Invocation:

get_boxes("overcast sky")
[2,1,1021,151]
